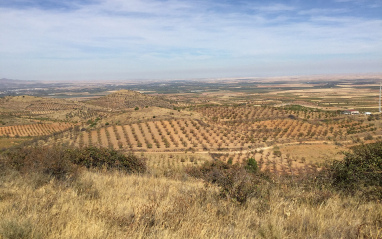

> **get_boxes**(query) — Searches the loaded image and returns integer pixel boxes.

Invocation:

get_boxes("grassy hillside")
[2,170,381,239]
[0,145,381,238]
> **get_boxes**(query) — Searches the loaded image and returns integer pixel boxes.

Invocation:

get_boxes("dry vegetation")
[87,90,173,110]
[1,82,382,238]
[0,145,381,239]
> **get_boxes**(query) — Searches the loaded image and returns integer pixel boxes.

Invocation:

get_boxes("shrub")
[186,160,265,204]
[219,166,258,204]
[1,146,147,180]
[273,150,282,157]
[1,146,78,181]
[67,147,147,173]
[364,134,373,141]
[245,157,258,173]
[328,141,382,199]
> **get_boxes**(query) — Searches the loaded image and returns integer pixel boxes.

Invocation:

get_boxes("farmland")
[49,105,374,174]
[2,76,382,174]
[0,122,73,137]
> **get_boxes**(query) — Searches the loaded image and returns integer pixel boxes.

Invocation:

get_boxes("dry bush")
[67,146,147,174]
[325,141,382,200]
[0,146,147,181]
[0,146,78,182]
[186,160,269,204]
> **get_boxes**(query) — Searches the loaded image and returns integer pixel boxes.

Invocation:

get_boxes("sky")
[0,0,381,81]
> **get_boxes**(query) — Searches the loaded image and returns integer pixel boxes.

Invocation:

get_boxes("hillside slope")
[86,90,173,110]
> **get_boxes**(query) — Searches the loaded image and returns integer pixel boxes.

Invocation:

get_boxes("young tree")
[245,157,258,174]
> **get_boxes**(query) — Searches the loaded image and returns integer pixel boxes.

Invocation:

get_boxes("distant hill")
[0,95,75,111]
[0,95,112,122]
[86,90,173,110]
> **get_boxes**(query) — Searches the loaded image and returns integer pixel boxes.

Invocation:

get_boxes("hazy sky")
[1,0,381,81]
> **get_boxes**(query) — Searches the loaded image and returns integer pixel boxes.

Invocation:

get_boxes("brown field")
[87,90,173,110]
[167,75,382,112]
[0,122,73,137]
[2,80,382,172]
[279,143,345,164]
[0,95,79,112]
[2,85,382,175]
[47,104,381,174]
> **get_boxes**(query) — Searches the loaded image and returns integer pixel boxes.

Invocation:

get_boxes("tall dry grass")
[1,168,381,239]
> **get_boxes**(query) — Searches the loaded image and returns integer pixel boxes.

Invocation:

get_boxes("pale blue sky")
[0,0,381,81]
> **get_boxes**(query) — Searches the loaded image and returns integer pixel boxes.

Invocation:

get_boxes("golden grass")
[1,168,381,239]
[0,137,31,149]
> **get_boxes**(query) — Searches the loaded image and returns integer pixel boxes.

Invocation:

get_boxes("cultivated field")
[1,79,382,173]
[87,90,173,110]
[0,122,73,137]
[43,103,380,175]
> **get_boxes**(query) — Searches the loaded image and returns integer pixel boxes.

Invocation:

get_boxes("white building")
[342,110,359,115]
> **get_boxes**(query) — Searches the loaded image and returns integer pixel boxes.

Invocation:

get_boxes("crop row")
[26,102,78,111]
[55,117,370,151]
[0,122,73,137]
[211,150,319,175]
[196,105,339,121]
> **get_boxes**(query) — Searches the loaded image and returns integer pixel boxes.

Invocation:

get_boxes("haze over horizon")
[1,0,381,81]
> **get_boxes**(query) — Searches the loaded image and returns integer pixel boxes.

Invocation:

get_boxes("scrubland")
[0,145,381,239]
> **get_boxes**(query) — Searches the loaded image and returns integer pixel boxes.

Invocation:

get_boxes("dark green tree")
[245,157,258,174]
